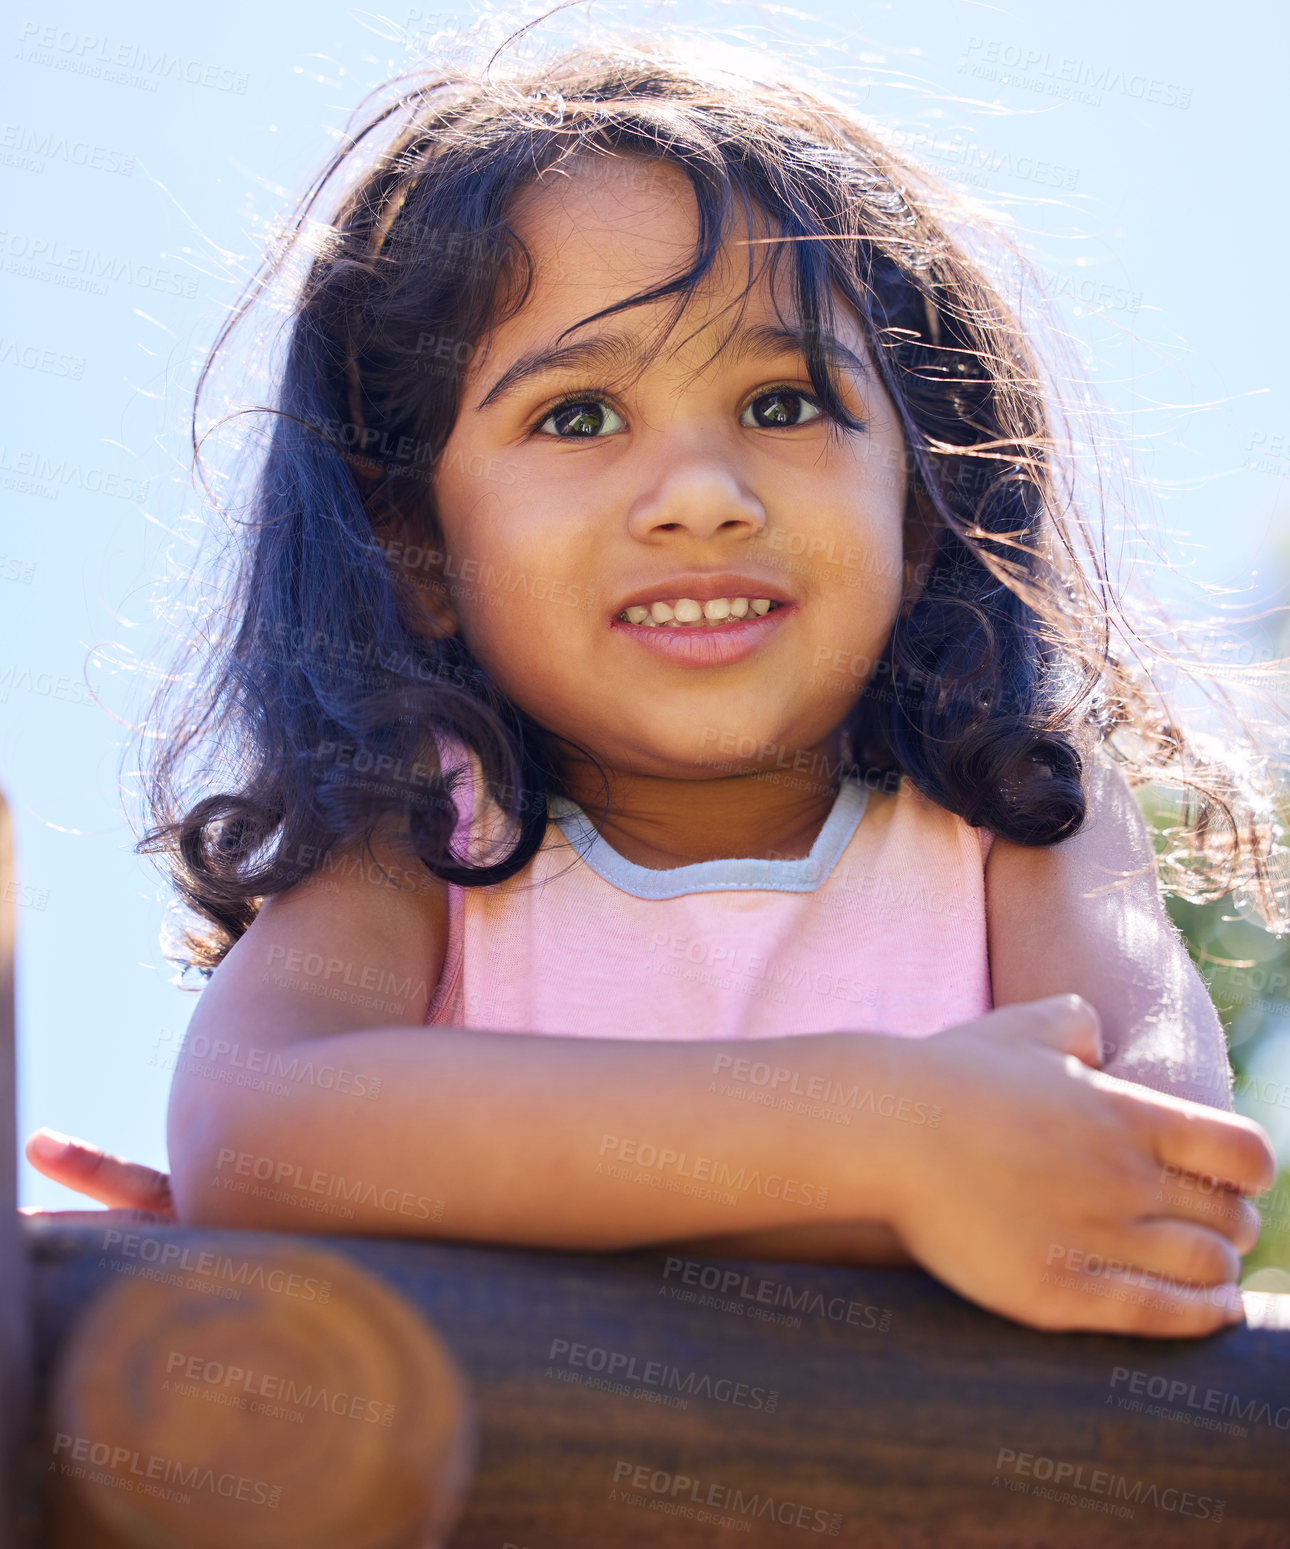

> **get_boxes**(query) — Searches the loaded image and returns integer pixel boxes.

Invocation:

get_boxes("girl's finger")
[1120,1217,1243,1288]
[975,994,1104,1067]
[24,1129,175,1215]
[18,1207,174,1227]
[1149,1101,1278,1199]
[1035,1263,1244,1338]
[1145,1170,1263,1255]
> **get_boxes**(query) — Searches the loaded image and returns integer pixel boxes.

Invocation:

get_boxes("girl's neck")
[557,732,851,870]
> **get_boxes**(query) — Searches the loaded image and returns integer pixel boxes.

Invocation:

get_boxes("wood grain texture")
[37,1236,475,1549]
[22,1221,1290,1548]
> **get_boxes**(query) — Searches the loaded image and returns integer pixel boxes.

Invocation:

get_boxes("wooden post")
[0,789,33,1548]
[38,1236,476,1548]
[24,1221,1290,1547]
[40,1236,476,1547]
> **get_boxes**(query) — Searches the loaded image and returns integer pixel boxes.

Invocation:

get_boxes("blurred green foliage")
[1142,790,1290,1289]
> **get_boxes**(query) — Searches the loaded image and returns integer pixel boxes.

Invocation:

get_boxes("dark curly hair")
[133,20,1290,976]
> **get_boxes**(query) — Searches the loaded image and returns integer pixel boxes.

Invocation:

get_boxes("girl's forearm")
[168,1024,924,1250]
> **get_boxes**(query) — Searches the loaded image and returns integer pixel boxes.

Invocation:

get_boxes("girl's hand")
[886,995,1274,1336]
[21,1128,176,1225]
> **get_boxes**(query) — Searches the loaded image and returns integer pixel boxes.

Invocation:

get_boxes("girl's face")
[430,155,918,782]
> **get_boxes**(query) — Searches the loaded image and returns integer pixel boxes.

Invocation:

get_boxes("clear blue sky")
[5,0,1289,1207]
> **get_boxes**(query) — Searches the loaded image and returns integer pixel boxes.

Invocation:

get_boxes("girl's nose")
[625,454,767,542]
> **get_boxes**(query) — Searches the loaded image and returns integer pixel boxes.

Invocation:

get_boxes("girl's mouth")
[609,596,793,667]
[614,596,784,628]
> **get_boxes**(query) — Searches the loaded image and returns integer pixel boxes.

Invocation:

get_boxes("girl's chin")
[573,737,828,784]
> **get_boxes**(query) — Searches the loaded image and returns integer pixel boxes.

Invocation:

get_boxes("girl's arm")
[985,744,1234,1110]
[23,1131,917,1262]
[165,823,916,1250]
[164,818,1276,1337]
[685,748,1231,1270]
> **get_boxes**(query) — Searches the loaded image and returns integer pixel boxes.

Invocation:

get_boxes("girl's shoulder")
[864,773,995,868]
[237,813,451,1028]
[170,818,451,1175]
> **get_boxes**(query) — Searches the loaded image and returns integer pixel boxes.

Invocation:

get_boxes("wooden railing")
[6,790,1290,1547]
[16,1219,1290,1547]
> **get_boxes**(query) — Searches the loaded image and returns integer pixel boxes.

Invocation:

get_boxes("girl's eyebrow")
[472,321,870,412]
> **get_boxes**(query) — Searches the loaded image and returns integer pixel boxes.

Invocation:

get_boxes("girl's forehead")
[506,151,770,272]
[510,150,695,219]
[482,154,869,374]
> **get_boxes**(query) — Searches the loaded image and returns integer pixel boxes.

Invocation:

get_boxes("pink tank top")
[425,747,995,1041]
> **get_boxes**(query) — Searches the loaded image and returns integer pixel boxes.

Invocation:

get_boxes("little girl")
[29,30,1285,1337]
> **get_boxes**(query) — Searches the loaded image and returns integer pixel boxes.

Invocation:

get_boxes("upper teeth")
[618,597,778,627]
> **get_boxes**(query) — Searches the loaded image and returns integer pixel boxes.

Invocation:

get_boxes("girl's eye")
[536,397,626,439]
[740,387,823,429]
[532,385,824,439]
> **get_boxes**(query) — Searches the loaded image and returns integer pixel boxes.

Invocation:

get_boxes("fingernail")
[1217,1284,1245,1321]
[29,1128,73,1156]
